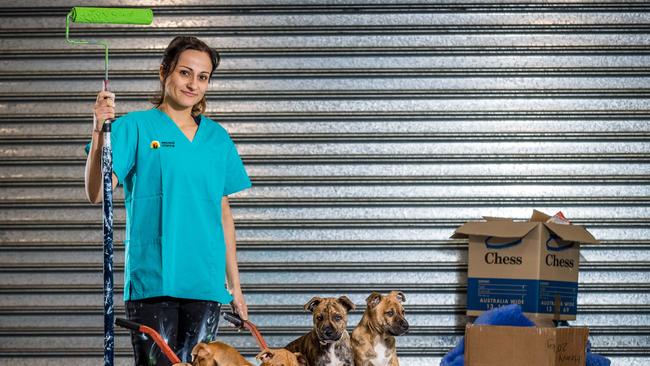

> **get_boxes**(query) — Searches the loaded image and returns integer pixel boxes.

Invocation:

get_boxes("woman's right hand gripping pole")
[84,90,118,204]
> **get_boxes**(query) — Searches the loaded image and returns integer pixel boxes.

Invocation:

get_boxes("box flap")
[545,222,599,244]
[530,209,552,222]
[482,216,513,222]
[452,221,538,239]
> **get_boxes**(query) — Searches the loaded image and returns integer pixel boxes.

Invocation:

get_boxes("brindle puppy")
[285,296,356,366]
[351,291,409,366]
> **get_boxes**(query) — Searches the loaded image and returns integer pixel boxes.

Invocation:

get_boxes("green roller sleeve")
[65,6,153,81]
[69,7,153,25]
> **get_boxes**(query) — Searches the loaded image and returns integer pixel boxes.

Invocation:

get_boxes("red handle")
[115,318,180,364]
[223,312,268,351]
[243,320,268,351]
[139,324,181,364]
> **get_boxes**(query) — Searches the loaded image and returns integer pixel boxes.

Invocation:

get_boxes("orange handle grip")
[139,324,181,364]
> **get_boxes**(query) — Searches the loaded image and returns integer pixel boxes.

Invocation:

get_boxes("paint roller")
[65,7,153,86]
[65,8,153,366]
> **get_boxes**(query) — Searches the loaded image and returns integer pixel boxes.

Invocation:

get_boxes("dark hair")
[151,36,220,116]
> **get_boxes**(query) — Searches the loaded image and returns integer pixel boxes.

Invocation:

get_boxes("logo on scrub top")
[150,140,175,149]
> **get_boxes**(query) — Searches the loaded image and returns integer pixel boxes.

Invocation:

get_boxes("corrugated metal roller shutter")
[0,1,648,365]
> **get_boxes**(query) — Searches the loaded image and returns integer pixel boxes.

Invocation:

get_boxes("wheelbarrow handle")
[222,311,244,328]
[115,317,140,331]
[222,312,268,351]
[115,317,181,364]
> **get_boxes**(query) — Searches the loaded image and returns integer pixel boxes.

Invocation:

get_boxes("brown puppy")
[351,291,409,366]
[190,341,252,366]
[178,341,306,366]
[285,296,356,366]
[257,348,308,366]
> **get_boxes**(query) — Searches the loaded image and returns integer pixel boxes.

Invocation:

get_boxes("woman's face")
[161,49,212,111]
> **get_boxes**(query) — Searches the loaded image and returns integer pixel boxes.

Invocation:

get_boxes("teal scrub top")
[88,108,251,303]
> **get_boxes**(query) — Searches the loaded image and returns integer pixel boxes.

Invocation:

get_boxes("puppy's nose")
[399,319,409,331]
[323,326,335,337]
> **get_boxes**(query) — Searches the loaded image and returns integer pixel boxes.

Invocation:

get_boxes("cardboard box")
[464,324,589,366]
[452,210,599,320]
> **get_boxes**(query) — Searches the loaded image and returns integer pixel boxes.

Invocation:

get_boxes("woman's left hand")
[231,289,248,321]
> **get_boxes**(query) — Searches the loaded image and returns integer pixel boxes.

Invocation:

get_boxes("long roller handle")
[101,80,115,366]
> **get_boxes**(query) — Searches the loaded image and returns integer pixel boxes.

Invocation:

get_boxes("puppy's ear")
[337,296,356,312]
[366,292,383,309]
[295,352,308,366]
[392,291,406,303]
[191,343,212,365]
[256,349,273,362]
[304,296,322,313]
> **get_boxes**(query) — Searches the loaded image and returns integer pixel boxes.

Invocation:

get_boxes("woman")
[85,36,250,365]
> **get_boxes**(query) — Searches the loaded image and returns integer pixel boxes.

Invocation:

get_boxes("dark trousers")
[125,297,221,366]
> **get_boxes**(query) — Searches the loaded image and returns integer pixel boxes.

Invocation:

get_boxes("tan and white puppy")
[285,296,356,366]
[176,341,306,366]
[257,348,307,366]
[351,291,409,366]
[190,341,252,366]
